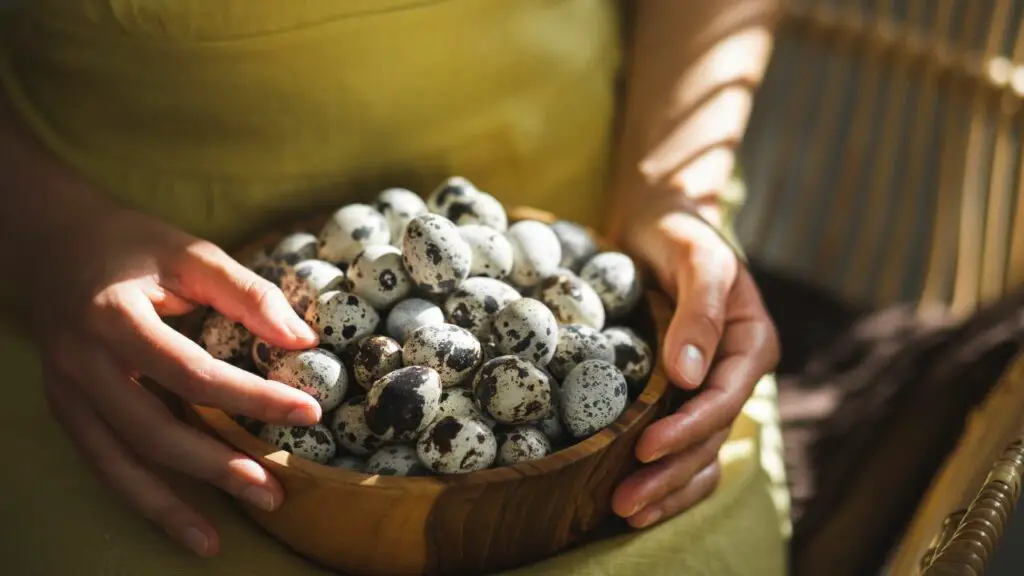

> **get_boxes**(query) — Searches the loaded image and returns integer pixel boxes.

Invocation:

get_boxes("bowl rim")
[185,206,673,488]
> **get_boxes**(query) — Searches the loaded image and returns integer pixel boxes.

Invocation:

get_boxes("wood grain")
[181,206,676,576]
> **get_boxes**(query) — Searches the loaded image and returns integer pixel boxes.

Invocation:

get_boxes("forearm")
[0,91,113,270]
[607,0,779,241]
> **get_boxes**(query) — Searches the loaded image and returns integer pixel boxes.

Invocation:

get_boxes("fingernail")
[183,527,210,556]
[678,345,705,387]
[286,404,321,426]
[636,507,663,528]
[628,501,648,517]
[242,486,277,511]
[286,315,317,343]
[643,450,664,464]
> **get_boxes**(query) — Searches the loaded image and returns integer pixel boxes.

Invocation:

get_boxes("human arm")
[0,92,323,556]
[606,0,781,526]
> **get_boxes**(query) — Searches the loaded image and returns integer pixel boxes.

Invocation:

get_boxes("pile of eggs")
[198,177,655,477]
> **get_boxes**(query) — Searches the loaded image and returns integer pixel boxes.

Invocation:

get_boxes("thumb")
[171,242,319,350]
[657,218,738,391]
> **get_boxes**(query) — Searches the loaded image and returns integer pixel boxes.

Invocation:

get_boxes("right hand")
[28,202,322,557]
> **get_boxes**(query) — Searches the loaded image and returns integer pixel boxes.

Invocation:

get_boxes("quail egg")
[365,366,443,441]
[496,426,552,465]
[385,298,446,343]
[267,348,348,412]
[579,252,643,319]
[376,187,428,244]
[458,224,514,279]
[560,360,628,438]
[505,220,562,289]
[329,453,367,472]
[402,324,482,388]
[441,187,508,232]
[426,176,477,217]
[436,388,496,429]
[318,204,391,265]
[352,335,404,391]
[279,259,346,317]
[366,444,429,477]
[535,270,606,330]
[536,405,566,445]
[481,339,501,363]
[250,336,287,375]
[550,220,598,272]
[402,214,472,295]
[271,232,319,264]
[443,277,521,340]
[199,311,253,367]
[258,423,336,464]
[417,416,497,474]
[348,245,412,310]
[603,327,654,393]
[305,290,381,354]
[490,298,558,366]
[329,396,387,456]
[242,248,272,272]
[473,356,554,425]
[547,324,616,381]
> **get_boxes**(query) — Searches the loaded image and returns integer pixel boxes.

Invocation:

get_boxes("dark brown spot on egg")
[429,416,463,455]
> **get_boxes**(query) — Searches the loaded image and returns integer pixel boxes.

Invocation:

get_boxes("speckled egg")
[267,348,348,412]
[536,405,566,445]
[329,396,387,456]
[458,224,514,279]
[366,444,429,477]
[258,423,336,464]
[348,245,412,310]
[550,220,599,272]
[547,324,616,381]
[250,337,287,375]
[402,214,472,295]
[254,256,294,288]
[329,453,367,472]
[473,356,554,425]
[481,339,501,363]
[385,298,446,343]
[446,190,508,232]
[305,290,381,354]
[318,204,391,265]
[426,176,477,214]
[402,324,482,388]
[505,220,562,289]
[242,248,272,273]
[443,277,521,340]
[579,252,643,319]
[490,298,558,366]
[352,335,404,391]
[271,232,319,264]
[436,388,496,429]
[560,360,628,438]
[535,270,606,330]
[199,311,253,367]
[376,187,428,244]
[365,365,443,441]
[279,259,346,317]
[417,416,496,474]
[603,327,654,393]
[496,426,552,465]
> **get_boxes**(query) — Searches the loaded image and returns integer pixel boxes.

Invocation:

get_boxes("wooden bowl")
[183,207,677,576]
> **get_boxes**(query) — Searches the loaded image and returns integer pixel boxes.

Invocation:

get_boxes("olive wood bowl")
[182,206,677,576]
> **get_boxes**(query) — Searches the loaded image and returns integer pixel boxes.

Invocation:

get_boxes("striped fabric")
[736,0,1024,316]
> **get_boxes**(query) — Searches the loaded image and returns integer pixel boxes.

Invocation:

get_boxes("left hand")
[611,209,780,528]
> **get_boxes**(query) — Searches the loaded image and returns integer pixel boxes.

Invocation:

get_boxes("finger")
[660,214,739,390]
[141,281,197,317]
[168,241,316,348]
[92,289,321,425]
[636,271,779,462]
[66,342,286,513]
[628,461,722,529]
[43,373,219,557]
[612,428,728,519]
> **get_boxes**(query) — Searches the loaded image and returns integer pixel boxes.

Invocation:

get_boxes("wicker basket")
[739,0,1024,574]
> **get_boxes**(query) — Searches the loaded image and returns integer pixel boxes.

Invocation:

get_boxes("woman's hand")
[28,202,322,557]
[611,208,780,528]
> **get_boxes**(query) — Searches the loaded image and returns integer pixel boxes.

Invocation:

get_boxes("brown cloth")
[752,264,1024,576]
